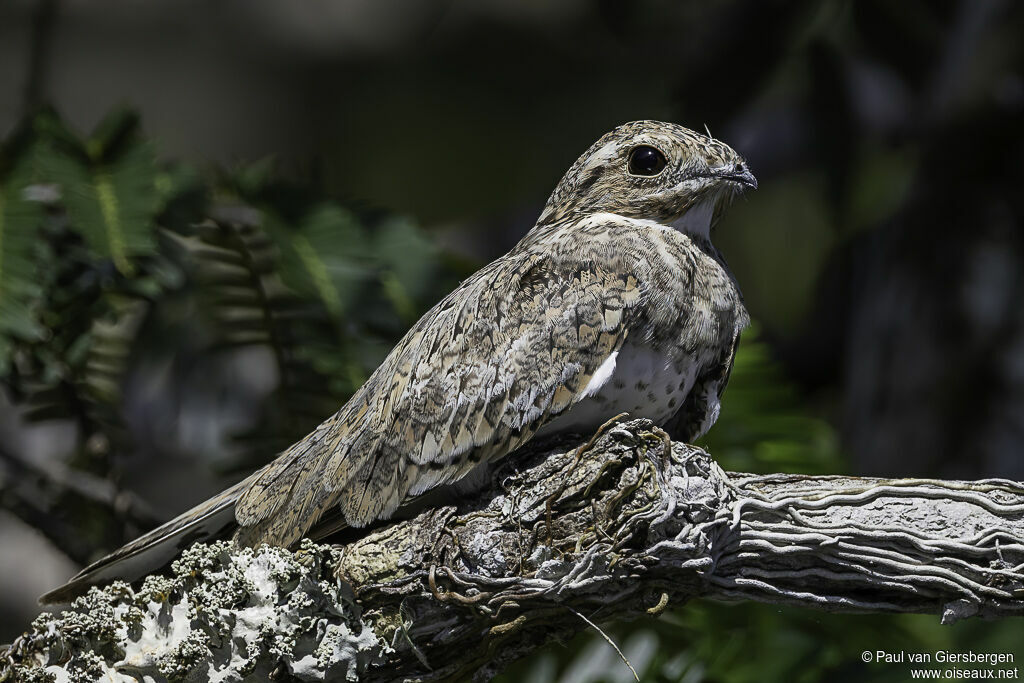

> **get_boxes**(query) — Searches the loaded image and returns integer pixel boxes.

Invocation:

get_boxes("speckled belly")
[538,341,697,437]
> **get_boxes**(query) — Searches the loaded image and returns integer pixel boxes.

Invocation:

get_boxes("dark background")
[1,1,1022,680]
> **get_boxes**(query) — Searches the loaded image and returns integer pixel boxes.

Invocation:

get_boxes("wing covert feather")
[233,252,644,547]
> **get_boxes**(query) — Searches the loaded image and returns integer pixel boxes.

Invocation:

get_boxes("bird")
[41,120,755,603]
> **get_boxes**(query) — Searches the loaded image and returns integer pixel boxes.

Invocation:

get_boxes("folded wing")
[232,251,643,546]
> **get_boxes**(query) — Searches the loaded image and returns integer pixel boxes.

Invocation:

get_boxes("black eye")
[628,145,667,176]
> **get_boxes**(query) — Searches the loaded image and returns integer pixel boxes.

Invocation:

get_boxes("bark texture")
[4,419,1024,682]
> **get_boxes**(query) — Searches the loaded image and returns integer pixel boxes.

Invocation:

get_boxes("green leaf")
[0,141,47,347]
[267,203,372,320]
[39,115,159,275]
[373,216,439,323]
[230,156,277,198]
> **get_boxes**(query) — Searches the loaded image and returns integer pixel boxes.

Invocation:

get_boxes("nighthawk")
[43,120,756,602]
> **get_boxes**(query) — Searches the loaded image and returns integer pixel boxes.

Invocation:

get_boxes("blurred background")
[0,0,1022,680]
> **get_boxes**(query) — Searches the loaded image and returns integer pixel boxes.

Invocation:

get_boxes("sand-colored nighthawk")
[43,120,756,602]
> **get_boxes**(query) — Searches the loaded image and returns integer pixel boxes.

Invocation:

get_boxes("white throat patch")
[669,197,716,240]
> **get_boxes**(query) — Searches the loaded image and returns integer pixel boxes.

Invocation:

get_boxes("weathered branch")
[5,419,1024,682]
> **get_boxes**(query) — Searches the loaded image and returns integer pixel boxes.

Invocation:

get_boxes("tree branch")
[4,419,1023,682]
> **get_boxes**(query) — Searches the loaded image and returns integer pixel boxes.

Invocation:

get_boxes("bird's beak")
[713,163,758,190]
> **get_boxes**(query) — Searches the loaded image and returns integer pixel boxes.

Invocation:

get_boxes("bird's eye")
[628,145,667,176]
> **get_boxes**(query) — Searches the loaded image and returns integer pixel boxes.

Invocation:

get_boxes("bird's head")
[538,120,756,239]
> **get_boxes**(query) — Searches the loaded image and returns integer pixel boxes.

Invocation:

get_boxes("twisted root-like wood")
[336,419,1024,681]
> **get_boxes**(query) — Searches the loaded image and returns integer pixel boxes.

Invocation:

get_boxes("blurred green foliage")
[0,107,467,478]
[702,323,844,476]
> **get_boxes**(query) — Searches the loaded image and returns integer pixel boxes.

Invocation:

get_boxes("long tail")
[39,474,256,604]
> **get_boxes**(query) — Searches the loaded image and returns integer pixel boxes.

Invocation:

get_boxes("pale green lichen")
[2,541,390,682]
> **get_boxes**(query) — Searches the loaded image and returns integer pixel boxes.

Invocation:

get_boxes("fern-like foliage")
[36,110,159,275]
[0,111,170,475]
[0,124,47,373]
[0,107,462,556]
[0,107,464,507]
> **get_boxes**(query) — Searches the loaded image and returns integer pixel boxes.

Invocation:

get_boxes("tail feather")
[39,475,252,604]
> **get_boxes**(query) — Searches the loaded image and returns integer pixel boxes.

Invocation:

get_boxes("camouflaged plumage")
[42,120,755,602]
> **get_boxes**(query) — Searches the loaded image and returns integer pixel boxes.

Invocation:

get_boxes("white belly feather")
[538,341,698,437]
